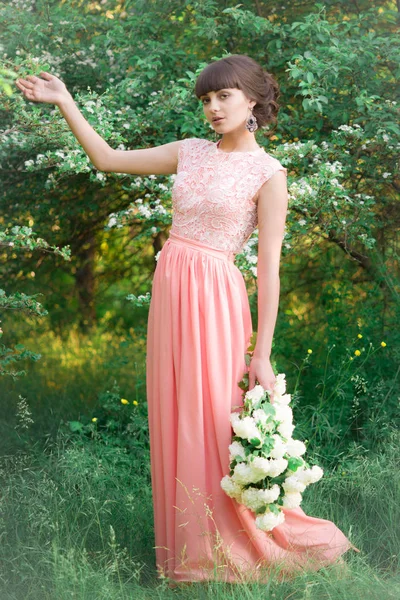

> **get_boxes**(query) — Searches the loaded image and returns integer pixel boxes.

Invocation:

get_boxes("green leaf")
[269,503,280,515]
[255,505,267,515]
[68,421,84,432]
[287,457,304,471]
[263,404,276,416]
[234,454,245,463]
[250,437,261,446]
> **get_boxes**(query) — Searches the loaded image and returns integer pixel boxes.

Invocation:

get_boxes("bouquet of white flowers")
[220,362,323,532]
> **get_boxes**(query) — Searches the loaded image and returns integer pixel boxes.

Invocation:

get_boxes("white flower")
[267,457,288,477]
[252,408,268,426]
[155,250,161,262]
[277,421,295,440]
[285,439,307,457]
[220,475,242,501]
[249,456,274,478]
[282,476,306,494]
[309,465,324,482]
[245,384,266,405]
[282,492,302,508]
[228,441,246,461]
[273,404,293,425]
[241,484,281,511]
[272,393,291,406]
[232,462,258,485]
[244,456,288,480]
[296,465,324,485]
[269,434,286,459]
[272,373,286,396]
[138,205,152,218]
[230,414,262,446]
[255,509,285,531]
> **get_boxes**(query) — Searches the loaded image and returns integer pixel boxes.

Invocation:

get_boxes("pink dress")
[146,137,356,583]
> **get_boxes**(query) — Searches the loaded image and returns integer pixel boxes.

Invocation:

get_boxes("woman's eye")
[201,94,228,104]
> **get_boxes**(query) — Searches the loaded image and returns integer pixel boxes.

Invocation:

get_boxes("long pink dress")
[146,137,357,583]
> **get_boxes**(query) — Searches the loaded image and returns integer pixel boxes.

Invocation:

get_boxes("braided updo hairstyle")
[194,54,281,136]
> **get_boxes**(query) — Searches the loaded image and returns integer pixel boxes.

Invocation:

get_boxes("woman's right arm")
[15,71,181,175]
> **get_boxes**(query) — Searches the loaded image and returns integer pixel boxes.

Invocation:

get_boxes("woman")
[16,53,358,585]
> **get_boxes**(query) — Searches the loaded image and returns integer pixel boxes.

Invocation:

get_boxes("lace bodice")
[170,137,287,253]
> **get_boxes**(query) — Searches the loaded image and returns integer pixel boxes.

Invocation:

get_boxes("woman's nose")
[208,100,221,111]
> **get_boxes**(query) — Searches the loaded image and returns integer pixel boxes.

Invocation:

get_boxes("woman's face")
[200,87,255,133]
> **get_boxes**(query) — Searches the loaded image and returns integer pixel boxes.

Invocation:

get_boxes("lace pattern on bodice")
[170,137,287,253]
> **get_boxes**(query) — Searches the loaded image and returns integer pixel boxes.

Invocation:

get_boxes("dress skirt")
[146,231,356,583]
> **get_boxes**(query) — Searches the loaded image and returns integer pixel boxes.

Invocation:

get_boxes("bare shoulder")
[98,139,185,175]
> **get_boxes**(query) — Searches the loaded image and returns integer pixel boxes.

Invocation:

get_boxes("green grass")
[0,326,399,598]
[0,420,398,598]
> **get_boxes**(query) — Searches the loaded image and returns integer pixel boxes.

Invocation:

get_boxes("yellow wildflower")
[121,398,129,405]
[354,349,361,356]
[357,334,362,339]
[381,341,386,347]
[307,349,312,354]
[92,417,98,423]
[133,400,139,406]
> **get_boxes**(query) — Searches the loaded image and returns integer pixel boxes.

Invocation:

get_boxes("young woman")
[16,53,359,585]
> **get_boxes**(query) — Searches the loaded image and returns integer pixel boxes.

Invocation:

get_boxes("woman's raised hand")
[15,71,70,105]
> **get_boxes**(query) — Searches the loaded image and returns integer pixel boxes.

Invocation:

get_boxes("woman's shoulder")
[256,148,287,172]
[251,149,288,183]
[178,137,214,162]
[256,147,282,164]
[177,137,214,170]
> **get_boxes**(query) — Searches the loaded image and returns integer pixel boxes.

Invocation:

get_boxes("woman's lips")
[212,117,225,123]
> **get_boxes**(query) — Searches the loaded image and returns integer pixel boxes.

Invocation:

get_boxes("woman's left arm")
[248,170,288,391]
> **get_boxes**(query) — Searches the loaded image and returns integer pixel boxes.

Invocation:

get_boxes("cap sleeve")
[253,156,287,204]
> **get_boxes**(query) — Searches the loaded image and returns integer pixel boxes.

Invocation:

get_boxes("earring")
[245,107,258,132]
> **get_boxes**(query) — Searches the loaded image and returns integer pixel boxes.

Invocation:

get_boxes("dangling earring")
[245,107,258,132]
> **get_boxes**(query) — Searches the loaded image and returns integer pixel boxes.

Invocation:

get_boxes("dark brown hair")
[194,54,281,134]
